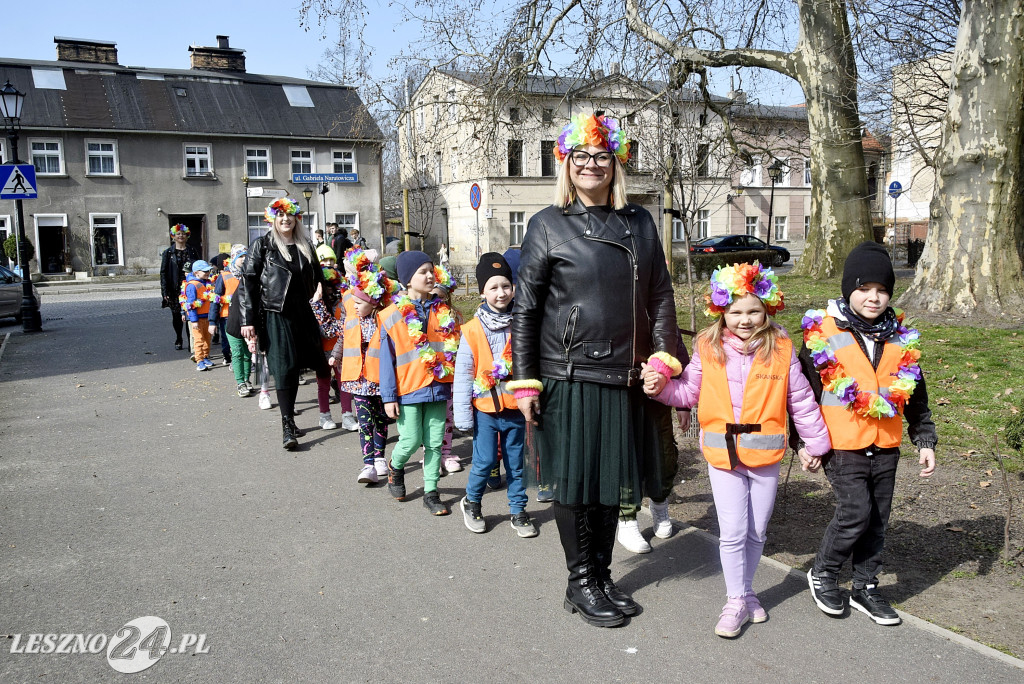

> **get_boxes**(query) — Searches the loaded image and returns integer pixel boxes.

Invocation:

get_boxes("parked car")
[0,264,40,322]
[688,234,790,267]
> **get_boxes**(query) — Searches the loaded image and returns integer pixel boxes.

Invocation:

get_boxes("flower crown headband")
[554,113,631,165]
[343,246,397,304]
[169,223,190,236]
[433,263,457,293]
[264,197,303,224]
[706,262,785,317]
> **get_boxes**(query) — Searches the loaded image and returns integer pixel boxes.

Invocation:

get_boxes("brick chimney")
[54,37,119,65]
[189,35,245,72]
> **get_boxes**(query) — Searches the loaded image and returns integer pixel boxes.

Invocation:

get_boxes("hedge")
[672,250,782,281]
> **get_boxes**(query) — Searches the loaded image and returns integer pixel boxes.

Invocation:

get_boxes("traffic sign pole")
[887,181,903,265]
[470,183,482,260]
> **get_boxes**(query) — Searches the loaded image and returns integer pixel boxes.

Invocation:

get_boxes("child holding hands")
[644,262,830,638]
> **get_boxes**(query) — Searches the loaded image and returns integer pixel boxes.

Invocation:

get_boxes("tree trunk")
[789,0,874,277]
[899,0,1024,315]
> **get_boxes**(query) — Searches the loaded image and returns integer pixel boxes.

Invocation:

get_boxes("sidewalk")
[0,303,1020,682]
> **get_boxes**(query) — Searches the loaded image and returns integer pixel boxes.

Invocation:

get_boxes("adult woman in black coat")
[509,114,680,627]
[237,198,330,449]
[159,224,199,350]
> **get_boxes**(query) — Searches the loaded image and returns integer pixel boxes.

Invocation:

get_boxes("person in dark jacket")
[160,224,200,350]
[330,225,353,259]
[508,113,681,628]
[237,198,330,450]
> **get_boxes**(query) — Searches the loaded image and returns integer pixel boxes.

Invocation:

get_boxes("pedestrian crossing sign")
[0,164,38,200]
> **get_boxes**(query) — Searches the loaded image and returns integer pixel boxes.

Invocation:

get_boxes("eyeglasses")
[569,150,615,167]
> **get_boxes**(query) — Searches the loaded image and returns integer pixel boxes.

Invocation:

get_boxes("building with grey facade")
[0,36,383,277]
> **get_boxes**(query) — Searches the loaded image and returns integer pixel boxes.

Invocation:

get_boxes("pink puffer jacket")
[654,329,832,457]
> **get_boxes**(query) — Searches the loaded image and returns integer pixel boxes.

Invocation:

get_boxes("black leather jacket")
[512,201,679,386]
[237,234,324,329]
[159,244,199,304]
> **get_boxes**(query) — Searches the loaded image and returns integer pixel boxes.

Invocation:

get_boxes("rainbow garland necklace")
[472,339,513,398]
[396,295,459,379]
[801,308,922,419]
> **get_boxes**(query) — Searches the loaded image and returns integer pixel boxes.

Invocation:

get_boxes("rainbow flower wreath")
[801,308,921,419]
[322,265,342,287]
[179,280,216,311]
[264,197,302,223]
[705,262,784,318]
[169,223,190,237]
[433,263,457,293]
[395,292,459,379]
[553,113,631,165]
[343,246,398,304]
[472,344,513,398]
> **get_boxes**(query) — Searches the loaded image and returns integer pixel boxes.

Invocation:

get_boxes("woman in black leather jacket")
[509,113,681,627]
[159,224,199,350]
[238,198,329,449]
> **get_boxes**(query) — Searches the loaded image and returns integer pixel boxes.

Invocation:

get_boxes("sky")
[0,0,804,105]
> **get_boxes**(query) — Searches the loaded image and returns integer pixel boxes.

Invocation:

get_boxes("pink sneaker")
[743,592,768,623]
[714,598,750,638]
[443,456,463,473]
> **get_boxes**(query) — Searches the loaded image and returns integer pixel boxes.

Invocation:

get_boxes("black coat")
[237,234,325,329]
[159,244,200,305]
[512,201,679,386]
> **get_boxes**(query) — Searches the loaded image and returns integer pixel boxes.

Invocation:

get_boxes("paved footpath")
[1,295,1021,683]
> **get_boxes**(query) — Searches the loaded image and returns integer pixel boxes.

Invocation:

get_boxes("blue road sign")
[469,183,481,211]
[887,181,903,198]
[291,172,358,184]
[0,164,38,200]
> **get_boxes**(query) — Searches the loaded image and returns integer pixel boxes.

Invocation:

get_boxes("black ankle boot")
[282,416,298,450]
[591,506,638,616]
[553,503,626,627]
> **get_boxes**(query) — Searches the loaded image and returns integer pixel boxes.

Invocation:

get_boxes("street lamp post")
[1,81,42,333]
[765,159,786,248]
[241,174,250,242]
[302,187,313,217]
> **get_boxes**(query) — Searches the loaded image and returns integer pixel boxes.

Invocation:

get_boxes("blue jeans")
[466,408,527,514]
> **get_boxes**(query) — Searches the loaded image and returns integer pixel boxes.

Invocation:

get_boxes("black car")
[689,234,790,267]
[0,264,41,322]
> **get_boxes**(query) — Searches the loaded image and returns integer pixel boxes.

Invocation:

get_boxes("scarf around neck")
[475,301,513,331]
[835,298,900,342]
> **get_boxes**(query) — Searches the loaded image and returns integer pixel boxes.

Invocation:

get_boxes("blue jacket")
[378,297,453,405]
[453,303,512,431]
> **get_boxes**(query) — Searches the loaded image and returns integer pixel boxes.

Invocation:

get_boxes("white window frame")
[89,213,123,267]
[332,149,356,174]
[448,89,457,121]
[671,217,686,242]
[510,212,525,245]
[184,143,213,177]
[30,138,65,176]
[301,212,318,235]
[804,158,812,186]
[416,103,424,129]
[774,215,788,242]
[745,216,759,237]
[0,215,10,267]
[245,146,272,179]
[0,139,8,165]
[433,96,440,125]
[804,215,811,239]
[335,213,359,237]
[777,157,790,187]
[434,152,443,184]
[85,139,119,176]
[697,209,710,240]
[248,213,268,245]
[290,148,314,175]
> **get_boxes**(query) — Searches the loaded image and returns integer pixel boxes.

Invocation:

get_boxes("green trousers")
[390,400,447,493]
[227,333,252,385]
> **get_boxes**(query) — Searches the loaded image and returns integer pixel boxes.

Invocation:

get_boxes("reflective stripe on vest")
[818,316,904,450]
[220,274,239,318]
[379,303,457,394]
[340,311,381,383]
[186,279,212,316]
[461,318,517,413]
[698,338,792,470]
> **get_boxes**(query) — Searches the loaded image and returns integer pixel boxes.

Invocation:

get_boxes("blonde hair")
[695,300,787,366]
[269,216,313,265]
[553,154,628,210]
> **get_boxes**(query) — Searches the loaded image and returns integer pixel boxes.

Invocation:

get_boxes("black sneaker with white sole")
[510,512,538,538]
[461,497,486,533]
[850,585,901,625]
[808,569,845,615]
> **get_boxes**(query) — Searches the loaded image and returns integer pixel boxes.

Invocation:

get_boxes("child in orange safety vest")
[642,262,831,638]
[377,251,461,516]
[183,260,216,372]
[208,244,246,373]
[454,253,536,538]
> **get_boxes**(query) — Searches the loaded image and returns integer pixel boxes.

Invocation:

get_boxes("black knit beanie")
[476,252,513,293]
[396,251,433,287]
[842,241,895,300]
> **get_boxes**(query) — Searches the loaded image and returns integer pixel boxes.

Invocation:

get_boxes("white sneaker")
[357,464,378,485]
[649,500,675,539]
[319,412,338,430]
[374,458,388,477]
[443,456,463,473]
[617,519,652,554]
[340,411,359,431]
[258,392,272,410]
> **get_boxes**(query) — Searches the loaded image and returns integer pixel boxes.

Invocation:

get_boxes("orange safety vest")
[185,278,213,316]
[378,301,458,395]
[817,316,905,450]
[321,299,345,353]
[219,273,238,318]
[340,311,383,383]
[461,318,517,413]
[698,338,792,470]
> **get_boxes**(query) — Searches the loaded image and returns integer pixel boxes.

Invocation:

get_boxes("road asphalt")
[0,295,1021,683]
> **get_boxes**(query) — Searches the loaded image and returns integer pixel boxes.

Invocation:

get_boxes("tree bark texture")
[900,0,1024,315]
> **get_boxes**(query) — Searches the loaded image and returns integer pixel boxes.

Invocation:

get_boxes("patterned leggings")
[353,395,387,465]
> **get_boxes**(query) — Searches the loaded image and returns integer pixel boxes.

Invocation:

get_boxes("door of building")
[36,216,68,274]
[167,214,206,259]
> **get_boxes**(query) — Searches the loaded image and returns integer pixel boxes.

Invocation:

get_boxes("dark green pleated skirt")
[525,378,670,507]
[264,308,329,390]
